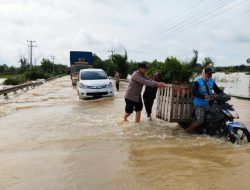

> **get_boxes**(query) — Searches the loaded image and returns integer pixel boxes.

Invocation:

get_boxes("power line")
[27,40,37,66]
[149,0,215,40]
[0,32,12,41]
[0,17,33,46]
[0,23,15,37]
[0,23,25,44]
[179,9,250,45]
[0,30,27,49]
[139,0,220,46]
[138,1,218,47]
[158,0,250,42]
[0,27,16,42]
[152,0,233,41]
[143,0,235,47]
[153,0,207,34]
[142,0,249,48]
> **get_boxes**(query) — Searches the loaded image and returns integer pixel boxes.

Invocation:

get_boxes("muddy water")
[0,78,6,90]
[0,76,250,190]
[214,72,250,97]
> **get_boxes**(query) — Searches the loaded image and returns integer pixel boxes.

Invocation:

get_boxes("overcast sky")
[0,0,249,67]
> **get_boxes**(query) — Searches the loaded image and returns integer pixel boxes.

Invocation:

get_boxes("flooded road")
[0,78,6,90]
[0,76,250,190]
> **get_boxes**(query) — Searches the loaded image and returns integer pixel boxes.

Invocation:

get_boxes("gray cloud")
[233,33,250,43]
[0,0,249,67]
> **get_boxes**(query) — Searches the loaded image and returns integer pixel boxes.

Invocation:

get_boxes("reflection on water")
[0,76,250,190]
[214,72,250,97]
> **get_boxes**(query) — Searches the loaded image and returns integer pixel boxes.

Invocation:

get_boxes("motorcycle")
[178,93,250,144]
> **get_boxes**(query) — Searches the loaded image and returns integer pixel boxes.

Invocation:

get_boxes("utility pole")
[27,40,37,66]
[51,56,56,75]
[108,48,116,60]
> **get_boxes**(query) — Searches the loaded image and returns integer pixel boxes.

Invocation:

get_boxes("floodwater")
[0,76,250,190]
[0,78,6,90]
[214,72,250,97]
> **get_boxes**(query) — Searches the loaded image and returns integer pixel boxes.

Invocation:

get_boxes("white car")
[77,69,114,99]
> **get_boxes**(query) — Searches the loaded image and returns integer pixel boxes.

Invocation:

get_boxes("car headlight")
[107,82,112,88]
[79,83,87,89]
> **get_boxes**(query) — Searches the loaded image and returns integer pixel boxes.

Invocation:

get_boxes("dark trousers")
[143,99,154,117]
[116,81,119,91]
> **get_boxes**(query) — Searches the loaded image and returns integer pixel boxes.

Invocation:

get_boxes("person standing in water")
[124,64,166,123]
[114,70,120,91]
[143,72,163,120]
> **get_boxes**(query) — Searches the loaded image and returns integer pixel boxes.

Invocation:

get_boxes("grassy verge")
[0,74,15,78]
[3,74,26,85]
[2,70,50,85]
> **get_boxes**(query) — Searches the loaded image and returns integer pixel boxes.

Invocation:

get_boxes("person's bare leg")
[124,112,130,121]
[135,111,141,123]
[186,122,199,132]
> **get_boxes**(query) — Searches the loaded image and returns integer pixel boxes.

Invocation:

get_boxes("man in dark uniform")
[143,72,162,120]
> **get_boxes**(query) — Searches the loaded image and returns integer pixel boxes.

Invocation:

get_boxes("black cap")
[204,67,215,74]
[138,63,147,69]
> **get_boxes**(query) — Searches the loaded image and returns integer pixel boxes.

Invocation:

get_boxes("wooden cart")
[156,84,193,122]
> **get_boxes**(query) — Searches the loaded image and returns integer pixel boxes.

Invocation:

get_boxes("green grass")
[0,74,15,78]
[1,70,51,85]
[3,74,26,85]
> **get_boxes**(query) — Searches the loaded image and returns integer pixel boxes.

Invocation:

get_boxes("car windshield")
[81,70,108,80]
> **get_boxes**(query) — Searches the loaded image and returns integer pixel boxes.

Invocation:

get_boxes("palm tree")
[202,57,214,68]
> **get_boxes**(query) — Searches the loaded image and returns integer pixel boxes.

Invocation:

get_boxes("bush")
[24,69,49,80]
[161,57,183,83]
[3,75,26,85]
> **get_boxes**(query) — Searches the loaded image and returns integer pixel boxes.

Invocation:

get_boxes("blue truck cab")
[70,51,93,85]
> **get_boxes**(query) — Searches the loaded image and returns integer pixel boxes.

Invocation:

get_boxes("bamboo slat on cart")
[156,84,193,122]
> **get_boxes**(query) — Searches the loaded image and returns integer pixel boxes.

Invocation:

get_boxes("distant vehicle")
[70,51,93,85]
[77,69,114,99]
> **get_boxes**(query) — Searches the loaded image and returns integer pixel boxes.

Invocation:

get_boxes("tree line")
[93,50,250,84]
[1,51,249,85]
[92,50,201,84]
[0,57,68,85]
